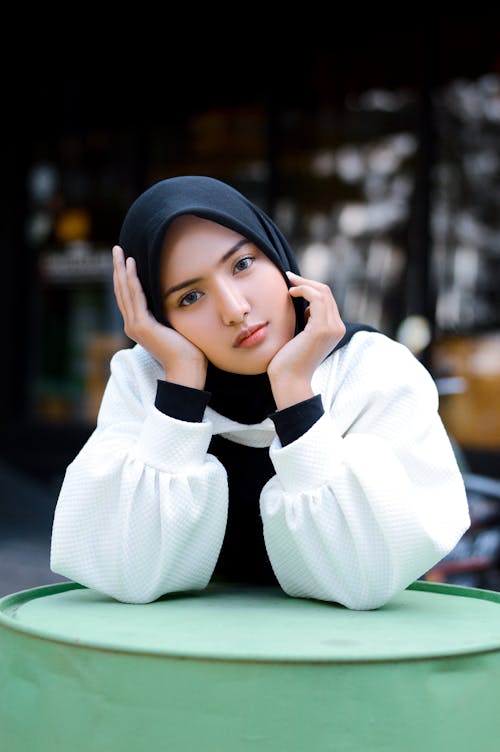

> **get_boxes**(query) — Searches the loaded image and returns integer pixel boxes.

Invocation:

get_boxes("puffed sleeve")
[50,346,228,603]
[260,333,470,610]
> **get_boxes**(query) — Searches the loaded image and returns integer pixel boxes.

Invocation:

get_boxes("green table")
[1,580,500,751]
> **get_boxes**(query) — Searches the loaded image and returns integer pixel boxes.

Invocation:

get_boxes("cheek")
[167,310,214,351]
[166,310,194,338]
[263,273,295,328]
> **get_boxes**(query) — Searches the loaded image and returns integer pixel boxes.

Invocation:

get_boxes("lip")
[233,323,268,348]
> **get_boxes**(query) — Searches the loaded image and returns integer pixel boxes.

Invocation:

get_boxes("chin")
[211,342,281,375]
[212,356,271,376]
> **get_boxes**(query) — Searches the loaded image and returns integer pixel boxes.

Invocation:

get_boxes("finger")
[288,283,326,304]
[286,270,332,292]
[287,274,339,314]
[114,250,138,319]
[125,256,150,318]
[289,283,342,331]
[112,246,131,318]
[288,278,340,314]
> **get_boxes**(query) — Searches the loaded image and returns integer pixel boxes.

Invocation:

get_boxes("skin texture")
[112,215,346,410]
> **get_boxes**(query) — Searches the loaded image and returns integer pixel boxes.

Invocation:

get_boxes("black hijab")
[118,175,308,424]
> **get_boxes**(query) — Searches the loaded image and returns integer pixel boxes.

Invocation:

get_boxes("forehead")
[163,215,244,255]
[161,214,248,279]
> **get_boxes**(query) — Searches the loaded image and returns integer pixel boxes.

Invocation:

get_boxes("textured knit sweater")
[50,330,470,610]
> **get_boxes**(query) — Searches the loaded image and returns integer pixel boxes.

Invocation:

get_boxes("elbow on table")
[279,574,405,611]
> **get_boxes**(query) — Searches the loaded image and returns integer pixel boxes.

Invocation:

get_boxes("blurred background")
[2,13,500,595]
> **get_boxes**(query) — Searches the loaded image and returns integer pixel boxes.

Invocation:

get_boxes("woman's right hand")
[112,245,208,389]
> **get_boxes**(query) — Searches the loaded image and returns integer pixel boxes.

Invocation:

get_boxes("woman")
[50,175,470,609]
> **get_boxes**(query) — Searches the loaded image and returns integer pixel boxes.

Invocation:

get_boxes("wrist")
[164,362,207,391]
[269,376,313,410]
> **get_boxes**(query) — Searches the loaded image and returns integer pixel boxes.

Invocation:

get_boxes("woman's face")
[160,214,296,374]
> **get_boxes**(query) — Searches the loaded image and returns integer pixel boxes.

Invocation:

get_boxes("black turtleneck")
[154,379,324,584]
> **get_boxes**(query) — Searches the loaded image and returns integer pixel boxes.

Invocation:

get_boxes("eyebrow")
[163,238,250,299]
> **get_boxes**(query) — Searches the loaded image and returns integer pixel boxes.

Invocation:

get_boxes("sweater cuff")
[136,405,213,472]
[269,394,324,446]
[155,380,211,422]
[269,411,344,493]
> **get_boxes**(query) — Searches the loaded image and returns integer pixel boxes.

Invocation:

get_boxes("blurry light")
[431,204,449,239]
[442,79,483,121]
[463,150,499,178]
[338,201,407,237]
[347,88,415,112]
[456,211,483,244]
[391,175,414,201]
[434,377,467,396]
[396,315,432,355]
[365,239,402,284]
[330,234,363,271]
[273,199,297,237]
[40,242,112,283]
[338,204,366,236]
[478,73,500,95]
[390,133,417,159]
[300,242,331,282]
[479,74,500,121]
[453,246,479,288]
[55,208,91,244]
[26,211,52,246]
[28,162,59,204]
[311,150,337,177]
[366,134,417,176]
[483,98,500,122]
[308,212,331,242]
[363,173,388,201]
[366,143,399,175]
[470,346,500,375]
[435,288,477,329]
[335,146,365,183]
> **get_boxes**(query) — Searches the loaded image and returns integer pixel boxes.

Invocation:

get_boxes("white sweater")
[50,331,470,610]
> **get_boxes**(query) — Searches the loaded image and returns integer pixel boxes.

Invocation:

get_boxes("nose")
[216,282,250,326]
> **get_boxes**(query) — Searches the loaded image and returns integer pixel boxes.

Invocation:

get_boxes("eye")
[179,290,203,307]
[234,256,255,273]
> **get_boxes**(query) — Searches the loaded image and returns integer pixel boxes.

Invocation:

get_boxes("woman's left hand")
[267,271,346,410]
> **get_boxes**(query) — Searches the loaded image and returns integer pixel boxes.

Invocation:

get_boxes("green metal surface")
[1,581,500,751]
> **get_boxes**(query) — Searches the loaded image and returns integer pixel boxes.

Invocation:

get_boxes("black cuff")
[155,380,211,423]
[269,394,324,447]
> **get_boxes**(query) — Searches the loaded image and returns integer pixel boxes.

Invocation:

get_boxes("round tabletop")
[2,579,500,662]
